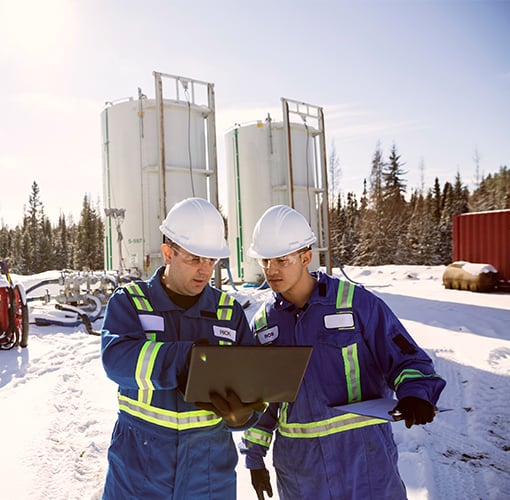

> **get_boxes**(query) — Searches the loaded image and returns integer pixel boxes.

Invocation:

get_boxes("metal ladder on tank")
[281,97,332,273]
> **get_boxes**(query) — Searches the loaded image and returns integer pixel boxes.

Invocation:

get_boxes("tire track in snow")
[415,349,510,499]
[396,347,510,500]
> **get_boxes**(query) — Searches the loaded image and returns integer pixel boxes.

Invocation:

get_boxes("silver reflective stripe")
[118,394,222,430]
[278,409,386,439]
[243,428,273,448]
[336,280,355,309]
[217,292,234,320]
[394,368,442,390]
[342,343,361,402]
[136,342,161,390]
[254,303,267,331]
[135,341,163,406]
[126,283,154,312]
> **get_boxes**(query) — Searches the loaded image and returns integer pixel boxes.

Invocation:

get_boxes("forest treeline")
[329,144,509,266]
[1,145,509,275]
[0,182,104,274]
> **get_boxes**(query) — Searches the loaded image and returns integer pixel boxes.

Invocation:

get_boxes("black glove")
[250,468,273,499]
[392,396,436,428]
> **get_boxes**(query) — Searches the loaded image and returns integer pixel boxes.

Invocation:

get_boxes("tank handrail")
[153,71,212,88]
[103,96,134,108]
[225,120,319,134]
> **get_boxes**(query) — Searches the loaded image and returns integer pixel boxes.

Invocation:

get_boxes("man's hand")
[392,396,436,428]
[250,468,273,500]
[195,390,265,427]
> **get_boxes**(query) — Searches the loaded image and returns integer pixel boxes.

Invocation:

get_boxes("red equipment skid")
[0,261,29,350]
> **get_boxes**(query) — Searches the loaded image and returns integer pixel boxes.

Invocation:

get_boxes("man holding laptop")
[101,197,263,499]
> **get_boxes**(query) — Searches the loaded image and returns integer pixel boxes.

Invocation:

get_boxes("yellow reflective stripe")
[278,402,386,438]
[139,388,153,406]
[145,333,157,341]
[217,292,234,320]
[244,427,273,448]
[135,341,162,406]
[254,304,267,331]
[118,393,222,430]
[278,413,387,438]
[135,341,162,390]
[394,369,441,390]
[218,340,233,346]
[126,283,153,312]
[336,280,355,309]
[342,344,361,403]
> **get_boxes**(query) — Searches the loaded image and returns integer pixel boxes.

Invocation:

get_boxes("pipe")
[154,71,167,220]
[103,107,113,270]
[233,127,244,281]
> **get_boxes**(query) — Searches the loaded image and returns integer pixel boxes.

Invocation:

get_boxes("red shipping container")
[453,209,510,284]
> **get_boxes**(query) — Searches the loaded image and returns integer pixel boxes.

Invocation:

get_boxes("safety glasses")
[170,244,218,267]
[257,249,308,270]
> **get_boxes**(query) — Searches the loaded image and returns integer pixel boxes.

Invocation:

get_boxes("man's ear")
[161,243,172,264]
[301,249,313,267]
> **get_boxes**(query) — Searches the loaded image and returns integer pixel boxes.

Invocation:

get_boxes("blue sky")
[1,0,509,227]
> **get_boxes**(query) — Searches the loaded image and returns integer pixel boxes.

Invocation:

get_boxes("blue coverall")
[102,267,257,499]
[241,271,446,500]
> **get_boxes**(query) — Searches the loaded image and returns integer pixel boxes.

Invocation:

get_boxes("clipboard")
[183,345,313,403]
[333,397,451,422]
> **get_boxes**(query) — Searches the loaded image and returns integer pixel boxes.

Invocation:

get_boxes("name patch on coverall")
[323,313,355,329]
[257,326,279,344]
[213,325,237,342]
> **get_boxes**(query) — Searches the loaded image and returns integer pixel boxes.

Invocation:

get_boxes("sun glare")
[1,0,74,58]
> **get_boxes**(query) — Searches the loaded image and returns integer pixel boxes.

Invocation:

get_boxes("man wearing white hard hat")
[240,205,446,500]
[101,197,262,499]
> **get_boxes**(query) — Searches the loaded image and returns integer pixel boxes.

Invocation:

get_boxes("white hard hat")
[159,198,230,258]
[247,205,316,259]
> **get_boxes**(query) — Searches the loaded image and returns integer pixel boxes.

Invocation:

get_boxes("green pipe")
[233,127,244,281]
[104,107,113,270]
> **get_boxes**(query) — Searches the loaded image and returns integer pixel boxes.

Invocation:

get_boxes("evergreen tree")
[0,226,10,261]
[21,182,46,273]
[403,190,422,264]
[438,182,454,263]
[341,192,359,264]
[74,196,104,270]
[53,214,70,269]
[329,194,344,260]
[355,143,386,265]
[470,166,510,210]
[432,177,442,226]
[424,190,444,265]
[381,144,409,264]
[38,216,55,271]
[452,171,469,215]
[404,189,442,265]
[382,144,407,205]
[7,227,24,273]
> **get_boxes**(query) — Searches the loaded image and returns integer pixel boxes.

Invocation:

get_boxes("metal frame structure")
[153,71,222,286]
[154,71,219,217]
[281,97,332,272]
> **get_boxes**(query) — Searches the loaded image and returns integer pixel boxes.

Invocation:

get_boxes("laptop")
[183,344,313,403]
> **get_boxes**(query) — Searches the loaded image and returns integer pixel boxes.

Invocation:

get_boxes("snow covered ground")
[1,265,509,499]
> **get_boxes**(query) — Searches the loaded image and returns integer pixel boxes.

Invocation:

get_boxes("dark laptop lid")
[183,344,313,403]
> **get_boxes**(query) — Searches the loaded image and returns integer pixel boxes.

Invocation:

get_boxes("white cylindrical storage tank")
[102,95,214,277]
[226,118,323,284]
